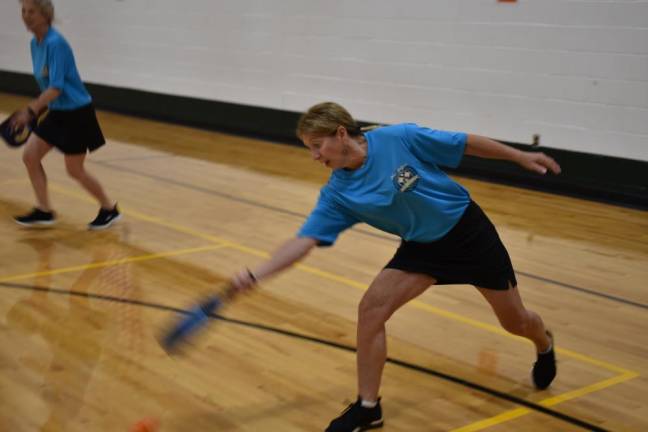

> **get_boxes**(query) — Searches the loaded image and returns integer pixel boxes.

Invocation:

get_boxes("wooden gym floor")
[1,92,647,431]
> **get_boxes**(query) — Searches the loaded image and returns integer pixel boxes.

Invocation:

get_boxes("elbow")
[303,237,319,253]
[464,134,479,156]
[47,87,62,98]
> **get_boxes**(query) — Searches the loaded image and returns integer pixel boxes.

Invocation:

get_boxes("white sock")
[361,399,378,408]
[539,342,553,355]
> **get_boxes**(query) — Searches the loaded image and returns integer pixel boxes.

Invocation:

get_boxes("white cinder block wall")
[1,0,647,161]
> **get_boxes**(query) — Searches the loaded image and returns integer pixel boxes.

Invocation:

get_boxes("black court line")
[92,159,648,311]
[0,280,610,432]
[517,271,648,310]
[93,160,327,223]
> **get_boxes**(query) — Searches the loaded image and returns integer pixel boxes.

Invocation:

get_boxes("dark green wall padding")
[2,70,646,210]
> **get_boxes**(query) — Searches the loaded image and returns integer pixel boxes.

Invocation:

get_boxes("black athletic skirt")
[33,103,105,155]
[385,201,517,290]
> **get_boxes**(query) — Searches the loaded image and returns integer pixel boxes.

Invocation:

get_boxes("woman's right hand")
[228,237,317,295]
[230,268,258,293]
[11,108,33,132]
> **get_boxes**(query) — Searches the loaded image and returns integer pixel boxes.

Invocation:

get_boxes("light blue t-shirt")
[298,123,471,246]
[30,27,92,110]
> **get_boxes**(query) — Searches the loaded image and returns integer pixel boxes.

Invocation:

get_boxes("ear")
[336,125,347,139]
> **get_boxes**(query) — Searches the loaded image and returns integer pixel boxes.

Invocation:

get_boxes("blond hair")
[296,102,363,140]
[20,0,54,24]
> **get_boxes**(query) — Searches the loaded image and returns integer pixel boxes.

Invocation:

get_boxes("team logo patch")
[392,165,420,192]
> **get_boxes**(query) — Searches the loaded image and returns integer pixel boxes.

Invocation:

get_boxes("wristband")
[26,106,37,119]
[246,268,257,283]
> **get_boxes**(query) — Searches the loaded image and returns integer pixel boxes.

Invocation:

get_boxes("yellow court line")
[0,244,227,283]
[539,371,639,406]
[450,407,531,432]
[124,207,264,255]
[48,182,638,371]
[294,263,637,375]
[296,259,641,430]
[44,182,640,429]
[294,263,369,289]
[49,184,270,257]
[410,300,636,375]
[450,371,639,432]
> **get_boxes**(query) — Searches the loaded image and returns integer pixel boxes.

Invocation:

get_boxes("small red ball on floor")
[129,418,159,432]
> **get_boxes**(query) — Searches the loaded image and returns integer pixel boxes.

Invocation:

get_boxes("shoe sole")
[15,219,56,227]
[356,419,384,431]
[530,365,556,390]
[88,214,122,231]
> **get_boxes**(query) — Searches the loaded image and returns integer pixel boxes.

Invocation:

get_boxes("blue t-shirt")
[298,123,471,245]
[30,27,92,110]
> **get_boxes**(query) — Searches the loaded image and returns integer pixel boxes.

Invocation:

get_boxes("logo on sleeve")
[392,165,420,192]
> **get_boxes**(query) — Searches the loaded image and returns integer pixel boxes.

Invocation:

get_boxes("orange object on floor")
[129,418,159,432]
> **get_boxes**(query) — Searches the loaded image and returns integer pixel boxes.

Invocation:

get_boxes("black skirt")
[33,103,105,155]
[385,201,517,290]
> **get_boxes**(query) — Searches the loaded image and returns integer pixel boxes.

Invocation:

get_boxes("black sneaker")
[532,330,556,390]
[88,204,121,230]
[325,397,384,432]
[14,208,56,227]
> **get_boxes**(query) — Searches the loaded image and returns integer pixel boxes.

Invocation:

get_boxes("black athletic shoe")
[88,204,121,230]
[325,397,384,432]
[532,330,556,390]
[14,208,56,227]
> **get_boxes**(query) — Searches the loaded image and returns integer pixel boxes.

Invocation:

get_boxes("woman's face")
[21,1,49,34]
[302,128,350,170]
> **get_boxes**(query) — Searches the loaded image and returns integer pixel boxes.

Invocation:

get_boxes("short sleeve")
[403,123,467,168]
[47,40,69,90]
[297,187,358,246]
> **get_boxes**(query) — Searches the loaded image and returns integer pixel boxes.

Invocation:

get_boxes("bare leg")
[357,269,436,401]
[477,284,551,352]
[64,153,113,209]
[22,134,54,211]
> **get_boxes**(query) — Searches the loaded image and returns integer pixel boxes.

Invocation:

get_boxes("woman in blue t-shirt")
[11,0,120,230]
[231,102,561,431]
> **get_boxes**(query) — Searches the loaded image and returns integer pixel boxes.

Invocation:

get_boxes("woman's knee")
[22,148,42,168]
[66,167,84,179]
[358,270,432,328]
[358,295,392,328]
[21,136,51,168]
[64,154,90,180]
[65,161,86,179]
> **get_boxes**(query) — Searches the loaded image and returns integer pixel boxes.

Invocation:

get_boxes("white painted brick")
[0,0,646,160]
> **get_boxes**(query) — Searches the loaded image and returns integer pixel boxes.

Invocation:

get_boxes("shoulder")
[308,184,340,213]
[365,123,412,139]
[45,28,71,50]
[402,124,465,141]
[320,178,348,204]
[365,123,419,150]
[320,180,338,198]
[367,123,416,135]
